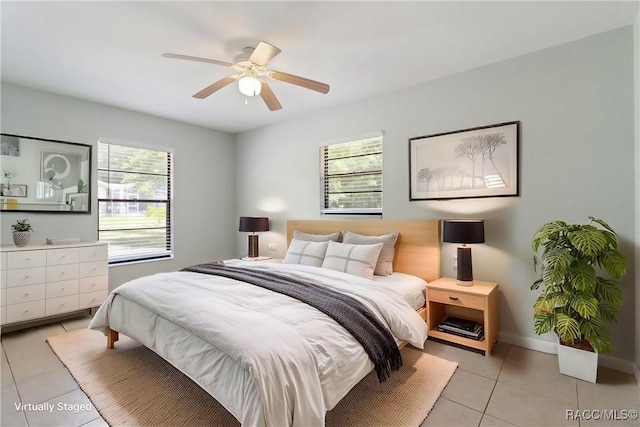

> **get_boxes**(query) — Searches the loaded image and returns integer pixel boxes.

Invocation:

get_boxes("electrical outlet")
[453,254,457,270]
[268,243,277,251]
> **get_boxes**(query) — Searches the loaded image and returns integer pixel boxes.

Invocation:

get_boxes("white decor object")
[557,338,598,383]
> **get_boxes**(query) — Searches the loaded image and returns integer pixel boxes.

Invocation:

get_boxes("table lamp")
[239,216,269,259]
[443,219,485,286]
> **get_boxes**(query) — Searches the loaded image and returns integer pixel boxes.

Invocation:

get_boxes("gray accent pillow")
[282,239,328,267]
[293,229,341,242]
[342,231,399,276]
[321,241,384,280]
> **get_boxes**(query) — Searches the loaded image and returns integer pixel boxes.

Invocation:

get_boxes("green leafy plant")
[12,219,34,232]
[531,217,627,353]
[77,178,87,193]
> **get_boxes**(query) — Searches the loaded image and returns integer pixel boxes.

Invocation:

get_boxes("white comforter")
[90,261,427,427]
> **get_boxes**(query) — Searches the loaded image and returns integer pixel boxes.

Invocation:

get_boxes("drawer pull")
[24,293,29,296]
[25,275,30,279]
[448,296,459,301]
[23,310,29,313]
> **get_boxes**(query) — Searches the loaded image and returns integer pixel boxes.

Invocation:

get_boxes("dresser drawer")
[0,270,6,289]
[78,290,108,309]
[79,261,108,278]
[6,284,46,305]
[78,275,108,293]
[0,252,7,270]
[46,264,79,283]
[46,280,79,299]
[0,287,6,306]
[7,250,47,269]
[6,300,46,323]
[45,295,78,316]
[6,267,46,287]
[47,248,80,266]
[429,289,485,310]
[79,245,108,263]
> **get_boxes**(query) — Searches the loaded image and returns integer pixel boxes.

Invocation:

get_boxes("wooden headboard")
[286,220,441,282]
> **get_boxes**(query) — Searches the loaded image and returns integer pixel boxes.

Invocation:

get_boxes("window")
[320,134,382,215]
[97,141,173,264]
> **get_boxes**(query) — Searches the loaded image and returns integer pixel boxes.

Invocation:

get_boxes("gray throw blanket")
[182,263,402,382]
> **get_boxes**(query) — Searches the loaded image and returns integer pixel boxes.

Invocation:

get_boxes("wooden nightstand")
[426,277,499,356]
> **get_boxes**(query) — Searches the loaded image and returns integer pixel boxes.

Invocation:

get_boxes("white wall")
[0,83,237,289]
[236,28,637,362]
[634,9,640,372]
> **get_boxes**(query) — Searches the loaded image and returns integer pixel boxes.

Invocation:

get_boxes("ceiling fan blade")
[270,71,330,94]
[250,41,281,66]
[193,76,237,99]
[260,81,282,111]
[162,53,233,68]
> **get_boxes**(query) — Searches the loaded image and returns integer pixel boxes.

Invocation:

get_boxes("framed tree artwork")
[409,121,519,201]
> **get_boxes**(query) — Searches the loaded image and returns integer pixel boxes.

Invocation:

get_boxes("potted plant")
[11,219,34,247]
[531,217,627,382]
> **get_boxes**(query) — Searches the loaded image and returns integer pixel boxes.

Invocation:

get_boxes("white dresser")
[0,242,108,326]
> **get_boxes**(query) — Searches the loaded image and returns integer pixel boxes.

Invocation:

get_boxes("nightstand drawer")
[429,289,484,310]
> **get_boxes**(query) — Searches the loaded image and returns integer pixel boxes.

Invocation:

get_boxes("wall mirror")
[1,133,91,213]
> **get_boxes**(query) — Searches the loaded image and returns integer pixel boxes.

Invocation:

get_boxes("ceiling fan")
[162,41,330,111]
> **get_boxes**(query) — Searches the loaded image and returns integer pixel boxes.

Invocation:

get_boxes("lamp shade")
[239,217,269,233]
[443,220,485,244]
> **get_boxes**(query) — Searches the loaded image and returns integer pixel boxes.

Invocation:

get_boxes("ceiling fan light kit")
[162,41,330,111]
[238,75,262,97]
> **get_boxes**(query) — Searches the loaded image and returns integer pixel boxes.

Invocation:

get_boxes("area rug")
[48,329,457,427]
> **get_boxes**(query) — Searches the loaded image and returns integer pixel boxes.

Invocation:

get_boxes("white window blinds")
[97,141,173,264]
[320,135,383,215]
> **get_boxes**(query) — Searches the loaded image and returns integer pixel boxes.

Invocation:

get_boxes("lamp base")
[247,234,259,258]
[456,279,474,287]
[456,245,474,287]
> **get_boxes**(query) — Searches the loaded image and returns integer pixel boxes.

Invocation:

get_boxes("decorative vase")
[557,338,598,383]
[13,231,32,247]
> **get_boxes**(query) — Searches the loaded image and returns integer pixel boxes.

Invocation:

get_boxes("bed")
[90,219,441,426]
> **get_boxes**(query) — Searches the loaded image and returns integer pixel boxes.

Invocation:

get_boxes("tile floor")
[0,315,639,427]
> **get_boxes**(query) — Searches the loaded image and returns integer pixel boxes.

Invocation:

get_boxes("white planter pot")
[12,231,32,247]
[557,338,598,383]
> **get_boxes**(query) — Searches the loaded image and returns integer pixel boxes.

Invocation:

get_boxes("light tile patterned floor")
[0,316,638,427]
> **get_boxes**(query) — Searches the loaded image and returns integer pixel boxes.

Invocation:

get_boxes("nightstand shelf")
[426,277,499,356]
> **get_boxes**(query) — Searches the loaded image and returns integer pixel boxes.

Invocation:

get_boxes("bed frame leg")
[107,328,119,349]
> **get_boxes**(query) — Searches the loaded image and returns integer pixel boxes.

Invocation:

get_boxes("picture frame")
[409,121,519,201]
[0,183,27,198]
[65,192,88,211]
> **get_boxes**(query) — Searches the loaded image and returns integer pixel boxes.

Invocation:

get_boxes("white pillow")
[342,231,398,276]
[293,229,341,242]
[321,241,384,280]
[282,239,329,267]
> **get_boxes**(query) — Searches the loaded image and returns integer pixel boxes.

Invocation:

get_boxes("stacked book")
[437,316,484,341]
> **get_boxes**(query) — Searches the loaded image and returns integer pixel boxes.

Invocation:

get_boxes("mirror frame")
[1,133,92,214]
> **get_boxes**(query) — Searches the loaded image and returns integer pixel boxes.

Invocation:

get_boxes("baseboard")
[498,331,639,382]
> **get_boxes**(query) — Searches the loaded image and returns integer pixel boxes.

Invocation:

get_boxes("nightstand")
[426,277,499,356]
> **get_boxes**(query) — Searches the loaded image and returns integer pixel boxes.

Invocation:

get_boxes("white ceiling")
[1,1,638,134]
